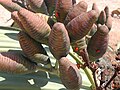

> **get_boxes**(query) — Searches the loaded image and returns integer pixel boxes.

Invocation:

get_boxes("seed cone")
[64,1,88,25]
[66,10,98,42]
[0,0,22,12]
[97,10,106,25]
[92,3,100,17]
[55,0,73,22]
[104,6,112,30]
[0,52,37,74]
[87,24,109,60]
[44,0,57,15]
[104,6,109,19]
[105,15,112,30]
[18,8,51,45]
[11,11,25,31]
[59,57,82,90]
[28,0,48,14]
[49,22,70,60]
[18,31,51,65]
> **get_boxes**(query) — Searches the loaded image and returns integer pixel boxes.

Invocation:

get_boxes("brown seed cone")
[55,0,73,22]
[87,24,109,59]
[97,10,106,25]
[11,11,25,31]
[18,31,51,65]
[64,1,88,25]
[18,8,51,45]
[28,0,48,14]
[92,3,100,17]
[49,22,70,60]
[44,0,57,15]
[0,52,37,74]
[104,6,112,30]
[59,57,82,90]
[0,0,22,12]
[104,6,109,19]
[66,10,98,42]
[105,15,112,30]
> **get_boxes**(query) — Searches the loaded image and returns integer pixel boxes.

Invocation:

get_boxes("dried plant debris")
[116,49,120,60]
[59,57,82,90]
[66,10,98,42]
[49,22,70,60]
[96,58,114,90]
[111,8,120,17]
[18,8,51,44]
[64,1,88,25]
[112,75,120,89]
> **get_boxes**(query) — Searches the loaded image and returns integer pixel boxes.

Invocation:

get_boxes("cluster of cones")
[0,0,114,90]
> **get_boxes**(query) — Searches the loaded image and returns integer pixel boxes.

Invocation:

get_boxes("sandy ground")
[78,0,120,12]
[0,5,14,26]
